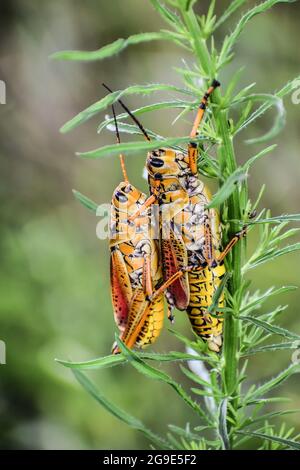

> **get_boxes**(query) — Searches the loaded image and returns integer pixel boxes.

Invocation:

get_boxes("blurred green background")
[0,0,299,449]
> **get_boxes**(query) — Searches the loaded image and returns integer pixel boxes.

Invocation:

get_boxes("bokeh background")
[0,0,299,450]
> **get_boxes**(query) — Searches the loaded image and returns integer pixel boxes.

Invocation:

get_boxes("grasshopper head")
[111,182,146,214]
[146,148,189,179]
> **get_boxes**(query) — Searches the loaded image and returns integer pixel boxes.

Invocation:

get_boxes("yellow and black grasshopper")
[109,105,181,353]
[107,82,247,352]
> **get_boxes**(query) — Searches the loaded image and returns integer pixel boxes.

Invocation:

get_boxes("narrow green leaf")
[240,316,300,341]
[243,397,291,407]
[56,350,208,370]
[272,228,300,244]
[104,120,186,153]
[242,409,300,428]
[140,350,212,363]
[249,214,300,225]
[241,285,297,315]
[168,328,199,348]
[206,168,247,209]
[72,190,99,213]
[104,121,188,153]
[223,67,246,104]
[77,136,201,159]
[207,272,231,314]
[215,0,247,30]
[105,121,156,138]
[72,369,171,449]
[183,0,197,10]
[191,388,222,399]
[180,365,219,392]
[194,425,213,432]
[243,145,277,172]
[237,430,300,450]
[168,329,217,360]
[97,100,193,134]
[56,354,125,370]
[149,0,185,31]
[61,84,193,133]
[250,364,300,401]
[218,399,230,450]
[219,1,296,67]
[73,369,138,426]
[168,425,204,442]
[242,341,300,356]
[116,337,212,424]
[235,76,300,140]
[233,82,257,103]
[165,433,184,450]
[234,93,285,144]
[51,32,177,62]
[247,243,300,270]
[118,351,172,383]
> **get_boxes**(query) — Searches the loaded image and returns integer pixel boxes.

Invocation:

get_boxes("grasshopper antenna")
[190,79,220,139]
[187,79,220,174]
[112,103,129,183]
[103,83,151,142]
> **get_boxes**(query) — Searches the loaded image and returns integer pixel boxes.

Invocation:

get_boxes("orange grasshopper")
[109,105,181,353]
[107,82,247,352]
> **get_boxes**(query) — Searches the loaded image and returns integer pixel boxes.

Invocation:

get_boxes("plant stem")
[181,9,212,76]
[214,93,244,448]
[217,108,242,397]
[181,1,243,406]
[180,4,245,444]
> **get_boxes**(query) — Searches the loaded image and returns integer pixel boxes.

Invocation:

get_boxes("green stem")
[219,114,241,395]
[214,91,244,447]
[181,9,212,76]
[180,3,245,447]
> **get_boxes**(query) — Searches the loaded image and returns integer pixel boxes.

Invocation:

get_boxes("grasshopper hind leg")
[165,290,175,323]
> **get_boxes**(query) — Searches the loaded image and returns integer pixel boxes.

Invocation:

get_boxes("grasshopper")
[109,105,180,353]
[107,82,247,352]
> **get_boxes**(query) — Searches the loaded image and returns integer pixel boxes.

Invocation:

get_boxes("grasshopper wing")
[120,288,164,349]
[110,248,133,332]
[161,226,189,310]
[120,288,149,348]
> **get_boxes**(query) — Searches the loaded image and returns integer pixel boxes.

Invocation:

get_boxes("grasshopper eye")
[115,191,128,203]
[150,157,164,168]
